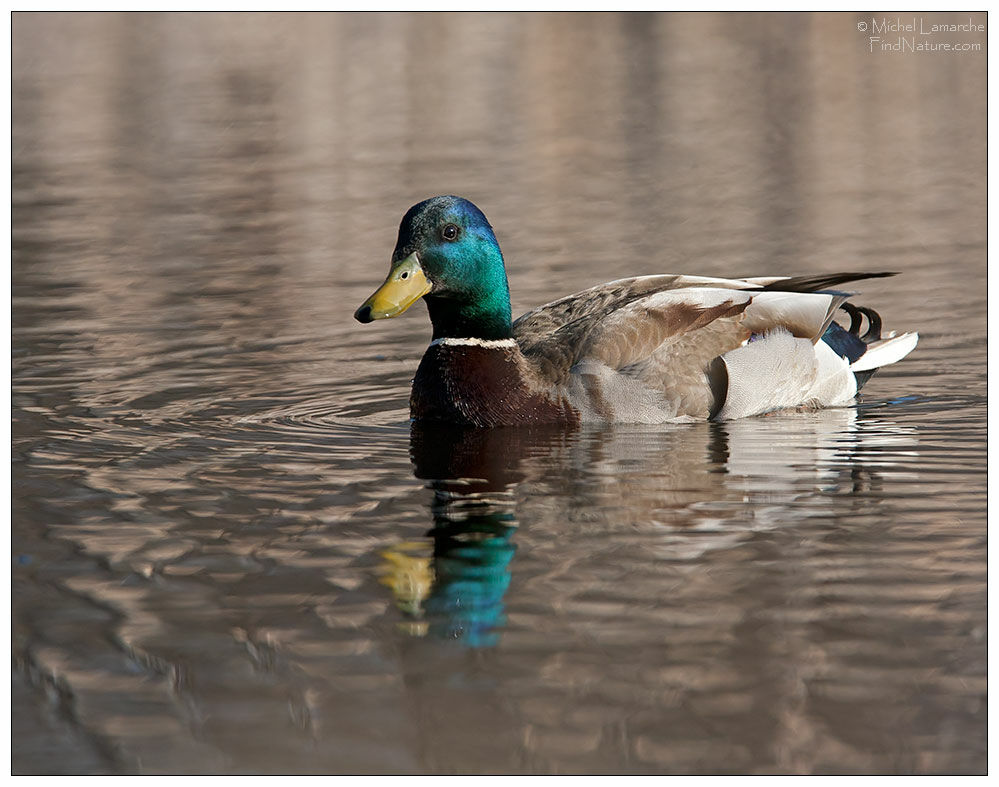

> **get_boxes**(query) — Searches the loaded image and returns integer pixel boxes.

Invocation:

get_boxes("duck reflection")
[380,407,919,648]
[380,423,571,648]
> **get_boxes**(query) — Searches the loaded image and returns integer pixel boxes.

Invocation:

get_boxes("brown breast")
[410,339,579,427]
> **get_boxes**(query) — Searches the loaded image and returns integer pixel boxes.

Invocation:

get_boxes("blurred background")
[13,12,986,775]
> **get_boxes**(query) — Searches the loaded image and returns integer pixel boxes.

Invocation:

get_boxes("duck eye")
[441,223,459,241]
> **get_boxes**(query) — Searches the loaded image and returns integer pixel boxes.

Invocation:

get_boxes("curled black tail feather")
[839,302,883,342]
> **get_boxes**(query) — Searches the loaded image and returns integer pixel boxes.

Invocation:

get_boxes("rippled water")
[12,12,986,775]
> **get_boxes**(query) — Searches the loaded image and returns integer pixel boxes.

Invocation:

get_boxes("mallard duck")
[354,196,918,427]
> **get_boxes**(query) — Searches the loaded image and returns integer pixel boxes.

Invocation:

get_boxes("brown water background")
[12,12,986,774]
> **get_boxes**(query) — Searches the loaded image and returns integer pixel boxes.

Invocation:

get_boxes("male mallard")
[354,196,918,427]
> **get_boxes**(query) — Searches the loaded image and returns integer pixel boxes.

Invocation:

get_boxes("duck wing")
[513,274,753,346]
[512,273,896,421]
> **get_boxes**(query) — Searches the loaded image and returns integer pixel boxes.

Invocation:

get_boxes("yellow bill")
[354,252,432,323]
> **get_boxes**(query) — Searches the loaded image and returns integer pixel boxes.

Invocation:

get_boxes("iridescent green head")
[354,196,513,340]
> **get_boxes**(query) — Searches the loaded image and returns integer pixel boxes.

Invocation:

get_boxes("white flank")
[807,339,858,405]
[429,337,518,349]
[850,332,919,372]
[715,330,821,420]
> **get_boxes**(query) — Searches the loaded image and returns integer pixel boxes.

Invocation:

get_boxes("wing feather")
[511,271,900,420]
[518,287,753,383]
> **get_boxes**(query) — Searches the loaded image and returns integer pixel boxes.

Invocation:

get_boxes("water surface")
[12,12,986,774]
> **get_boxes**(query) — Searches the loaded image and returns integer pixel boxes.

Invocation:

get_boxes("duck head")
[354,196,513,340]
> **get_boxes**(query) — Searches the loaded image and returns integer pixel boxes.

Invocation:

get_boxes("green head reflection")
[379,424,567,648]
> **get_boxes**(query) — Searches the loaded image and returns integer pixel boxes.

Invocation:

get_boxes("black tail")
[838,302,882,342]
